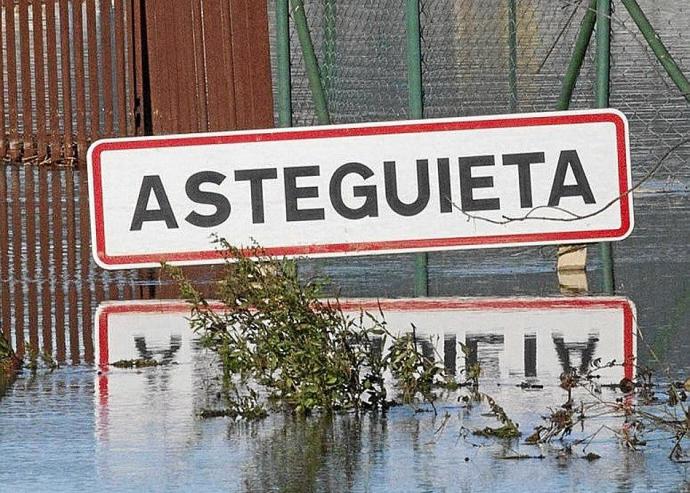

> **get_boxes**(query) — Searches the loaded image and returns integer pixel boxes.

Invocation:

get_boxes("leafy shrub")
[166,238,453,417]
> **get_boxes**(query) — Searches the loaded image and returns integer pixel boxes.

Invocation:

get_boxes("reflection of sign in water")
[95,300,226,369]
[338,298,635,382]
[88,110,632,269]
[96,297,635,380]
[93,298,636,485]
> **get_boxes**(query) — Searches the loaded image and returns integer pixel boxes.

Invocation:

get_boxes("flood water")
[1,183,689,491]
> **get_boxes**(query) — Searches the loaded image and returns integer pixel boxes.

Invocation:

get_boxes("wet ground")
[1,190,689,492]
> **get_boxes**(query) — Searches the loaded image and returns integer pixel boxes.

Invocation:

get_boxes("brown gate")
[143,0,273,134]
[0,0,273,162]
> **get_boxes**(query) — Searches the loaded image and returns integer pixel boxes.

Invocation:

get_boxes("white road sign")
[87,110,633,269]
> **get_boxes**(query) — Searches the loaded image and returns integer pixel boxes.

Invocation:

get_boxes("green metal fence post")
[290,0,331,125]
[596,0,615,295]
[405,0,428,297]
[406,0,423,120]
[557,0,597,111]
[508,0,518,112]
[277,0,292,128]
[621,0,690,103]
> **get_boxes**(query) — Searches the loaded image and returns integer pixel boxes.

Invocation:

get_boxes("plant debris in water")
[1,335,59,397]
[473,395,521,439]
[199,389,268,421]
[111,358,161,369]
[165,237,455,418]
[24,342,58,373]
[1,333,22,378]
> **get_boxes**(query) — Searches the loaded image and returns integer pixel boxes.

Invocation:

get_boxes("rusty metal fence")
[0,0,274,163]
[0,0,273,361]
[0,164,165,363]
[0,0,144,164]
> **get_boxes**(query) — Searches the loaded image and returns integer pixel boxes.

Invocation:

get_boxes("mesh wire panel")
[269,0,409,126]
[268,0,690,191]
[610,0,690,192]
[419,0,598,118]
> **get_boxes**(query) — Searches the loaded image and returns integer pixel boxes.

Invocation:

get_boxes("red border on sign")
[96,297,635,380]
[89,111,631,267]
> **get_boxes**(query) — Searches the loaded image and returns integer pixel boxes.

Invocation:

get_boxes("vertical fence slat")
[100,0,114,135]
[95,269,105,304]
[65,167,79,364]
[130,0,144,135]
[150,0,173,133]
[73,0,88,157]
[0,3,6,156]
[175,3,191,132]
[231,0,272,129]
[19,0,33,157]
[38,166,52,354]
[173,1,194,132]
[78,167,93,363]
[32,0,47,160]
[86,0,99,141]
[45,0,61,160]
[190,0,208,132]
[124,0,135,135]
[244,0,273,128]
[25,167,38,350]
[10,167,25,355]
[114,0,127,136]
[203,0,234,131]
[124,0,135,134]
[158,0,177,134]
[51,170,66,363]
[230,0,251,129]
[59,0,74,159]
[6,1,21,159]
[108,281,118,300]
[0,168,10,340]
[122,274,133,299]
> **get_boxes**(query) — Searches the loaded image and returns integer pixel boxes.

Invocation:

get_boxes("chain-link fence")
[270,0,690,192]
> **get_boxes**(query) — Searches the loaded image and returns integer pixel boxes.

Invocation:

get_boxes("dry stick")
[448,136,690,225]
[630,310,690,424]
[574,424,608,450]
[567,341,690,457]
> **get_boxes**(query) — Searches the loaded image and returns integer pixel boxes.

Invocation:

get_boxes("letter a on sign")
[87,109,633,269]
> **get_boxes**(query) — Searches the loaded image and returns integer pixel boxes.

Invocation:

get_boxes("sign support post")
[555,0,596,275]
[596,0,615,295]
[406,0,428,297]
